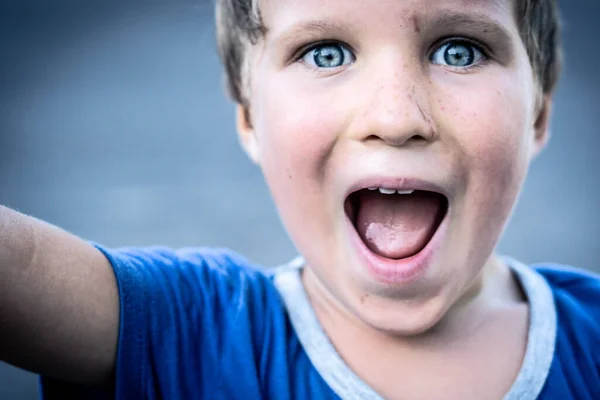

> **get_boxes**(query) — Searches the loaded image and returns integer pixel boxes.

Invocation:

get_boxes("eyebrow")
[268,20,356,48]
[427,11,513,42]
[425,10,516,60]
[268,10,515,59]
[281,20,349,35]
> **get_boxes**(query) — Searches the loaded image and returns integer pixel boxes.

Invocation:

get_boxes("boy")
[1,0,598,399]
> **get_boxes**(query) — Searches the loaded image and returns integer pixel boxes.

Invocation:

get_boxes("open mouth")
[345,188,449,260]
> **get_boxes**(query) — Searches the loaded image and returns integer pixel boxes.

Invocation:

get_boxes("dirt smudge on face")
[411,15,420,33]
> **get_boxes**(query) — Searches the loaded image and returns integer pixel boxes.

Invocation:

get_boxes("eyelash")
[430,37,490,71]
[292,40,354,63]
[292,37,491,71]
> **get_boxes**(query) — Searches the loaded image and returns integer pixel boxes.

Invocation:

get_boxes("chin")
[349,286,453,337]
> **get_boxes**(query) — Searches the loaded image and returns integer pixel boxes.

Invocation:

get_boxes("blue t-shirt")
[41,246,600,399]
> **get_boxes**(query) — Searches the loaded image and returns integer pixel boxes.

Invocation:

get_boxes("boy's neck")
[301,255,529,399]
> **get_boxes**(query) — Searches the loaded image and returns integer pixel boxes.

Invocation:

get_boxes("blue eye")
[301,43,355,69]
[431,41,485,68]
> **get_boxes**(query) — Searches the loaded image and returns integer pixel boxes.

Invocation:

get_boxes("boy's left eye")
[301,43,355,69]
[430,40,485,68]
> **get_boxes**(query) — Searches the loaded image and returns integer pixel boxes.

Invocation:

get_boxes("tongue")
[355,191,444,259]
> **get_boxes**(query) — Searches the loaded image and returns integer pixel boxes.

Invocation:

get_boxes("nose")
[347,63,437,147]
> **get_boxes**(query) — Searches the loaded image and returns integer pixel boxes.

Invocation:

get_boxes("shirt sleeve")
[40,244,274,399]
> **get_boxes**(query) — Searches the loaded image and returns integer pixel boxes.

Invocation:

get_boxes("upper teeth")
[368,188,415,195]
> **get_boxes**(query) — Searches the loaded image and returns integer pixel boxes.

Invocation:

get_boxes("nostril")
[365,134,382,142]
[365,133,429,145]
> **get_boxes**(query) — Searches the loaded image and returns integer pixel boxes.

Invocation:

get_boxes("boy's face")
[238,0,551,334]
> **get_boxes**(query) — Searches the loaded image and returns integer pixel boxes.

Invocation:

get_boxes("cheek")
[250,71,348,228]
[440,73,534,228]
[475,89,530,191]
[253,73,346,190]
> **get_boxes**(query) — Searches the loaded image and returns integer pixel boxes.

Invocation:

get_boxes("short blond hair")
[215,0,562,106]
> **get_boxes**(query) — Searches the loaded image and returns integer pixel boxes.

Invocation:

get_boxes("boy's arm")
[0,205,119,385]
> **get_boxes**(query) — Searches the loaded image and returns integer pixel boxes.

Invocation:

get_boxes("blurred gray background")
[0,0,598,398]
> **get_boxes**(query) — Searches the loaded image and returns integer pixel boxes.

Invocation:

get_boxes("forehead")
[259,0,516,37]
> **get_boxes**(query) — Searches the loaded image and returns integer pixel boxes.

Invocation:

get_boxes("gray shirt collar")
[273,256,556,400]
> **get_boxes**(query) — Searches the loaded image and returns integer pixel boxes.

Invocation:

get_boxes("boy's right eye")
[300,43,355,69]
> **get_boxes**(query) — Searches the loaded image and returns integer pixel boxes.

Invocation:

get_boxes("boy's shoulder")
[530,263,600,398]
[98,243,276,286]
[41,245,299,400]
[532,262,600,341]
[532,262,600,308]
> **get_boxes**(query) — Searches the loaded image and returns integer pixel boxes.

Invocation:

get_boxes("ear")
[236,105,260,164]
[530,95,552,158]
